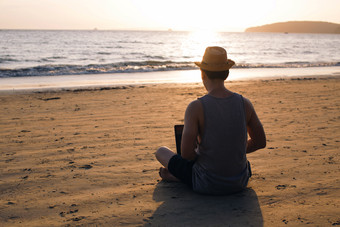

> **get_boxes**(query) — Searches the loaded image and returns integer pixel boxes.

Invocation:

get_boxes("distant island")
[245,21,340,34]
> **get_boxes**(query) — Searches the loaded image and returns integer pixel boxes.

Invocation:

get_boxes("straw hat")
[195,46,235,71]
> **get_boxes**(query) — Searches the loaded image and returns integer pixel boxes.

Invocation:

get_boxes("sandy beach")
[0,76,339,226]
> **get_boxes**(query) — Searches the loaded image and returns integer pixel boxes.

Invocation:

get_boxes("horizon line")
[1,20,339,33]
[0,28,246,33]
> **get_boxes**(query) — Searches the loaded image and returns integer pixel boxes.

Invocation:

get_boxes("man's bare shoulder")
[241,96,255,123]
[188,99,202,106]
[184,99,204,122]
[186,99,202,113]
[242,96,252,107]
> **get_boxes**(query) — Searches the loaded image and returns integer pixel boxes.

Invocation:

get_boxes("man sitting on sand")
[155,46,266,195]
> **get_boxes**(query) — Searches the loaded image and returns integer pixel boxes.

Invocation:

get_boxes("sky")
[0,0,339,32]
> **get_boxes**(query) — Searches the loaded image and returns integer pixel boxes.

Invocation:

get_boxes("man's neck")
[206,82,233,98]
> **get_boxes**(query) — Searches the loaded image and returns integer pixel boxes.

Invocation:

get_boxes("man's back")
[195,93,247,177]
[191,93,249,194]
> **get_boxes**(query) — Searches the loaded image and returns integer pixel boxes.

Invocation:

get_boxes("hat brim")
[194,59,235,71]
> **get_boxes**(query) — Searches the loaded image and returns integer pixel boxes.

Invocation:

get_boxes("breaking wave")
[1,61,339,78]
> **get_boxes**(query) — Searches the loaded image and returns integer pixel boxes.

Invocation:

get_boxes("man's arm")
[244,97,266,153]
[181,100,202,160]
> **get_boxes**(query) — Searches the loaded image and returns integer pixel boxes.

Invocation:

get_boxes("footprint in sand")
[79,164,93,169]
[276,185,287,190]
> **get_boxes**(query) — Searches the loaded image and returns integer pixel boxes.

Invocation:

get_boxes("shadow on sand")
[144,182,263,227]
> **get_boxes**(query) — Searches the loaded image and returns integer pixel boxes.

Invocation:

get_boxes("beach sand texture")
[0,78,339,226]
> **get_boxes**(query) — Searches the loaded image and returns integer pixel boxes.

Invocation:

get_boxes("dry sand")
[0,77,339,226]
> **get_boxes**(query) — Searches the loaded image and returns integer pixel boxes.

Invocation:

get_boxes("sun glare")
[180,30,221,61]
[189,30,220,46]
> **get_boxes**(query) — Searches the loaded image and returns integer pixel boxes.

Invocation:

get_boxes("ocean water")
[0,30,340,85]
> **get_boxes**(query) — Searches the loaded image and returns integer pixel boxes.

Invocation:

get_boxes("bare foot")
[159,167,180,182]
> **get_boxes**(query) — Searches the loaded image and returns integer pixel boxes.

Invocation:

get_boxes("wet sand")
[0,77,339,226]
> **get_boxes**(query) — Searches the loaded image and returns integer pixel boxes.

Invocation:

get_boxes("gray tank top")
[192,93,249,195]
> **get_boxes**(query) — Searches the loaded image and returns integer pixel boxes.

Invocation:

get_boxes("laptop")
[174,124,184,155]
